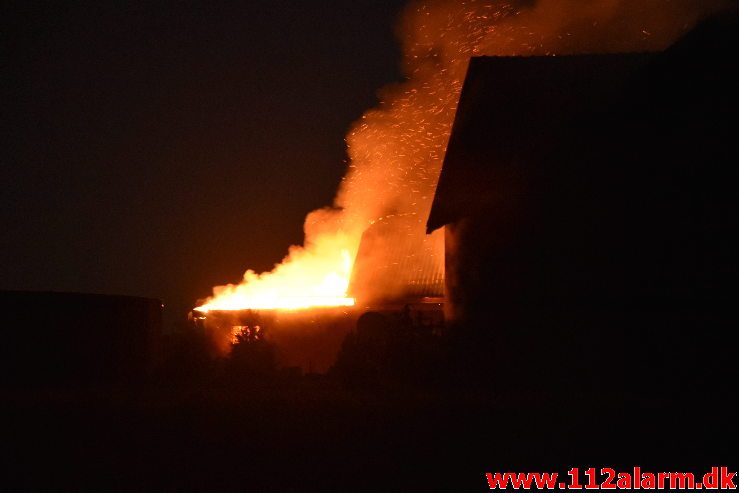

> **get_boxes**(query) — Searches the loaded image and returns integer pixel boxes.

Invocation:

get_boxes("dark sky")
[2,0,408,327]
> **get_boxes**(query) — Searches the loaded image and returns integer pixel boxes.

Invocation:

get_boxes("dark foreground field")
[5,379,735,491]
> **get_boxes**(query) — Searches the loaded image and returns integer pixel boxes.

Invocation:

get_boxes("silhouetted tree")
[227,325,277,380]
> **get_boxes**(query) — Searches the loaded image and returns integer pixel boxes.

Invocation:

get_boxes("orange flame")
[197,236,355,311]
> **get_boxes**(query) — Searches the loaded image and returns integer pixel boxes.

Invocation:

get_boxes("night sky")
[2,0,408,327]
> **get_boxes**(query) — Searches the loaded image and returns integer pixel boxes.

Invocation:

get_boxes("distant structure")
[426,14,738,389]
[349,213,445,306]
[328,213,447,384]
[1,291,162,386]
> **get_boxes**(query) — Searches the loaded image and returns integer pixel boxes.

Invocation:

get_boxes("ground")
[5,378,735,491]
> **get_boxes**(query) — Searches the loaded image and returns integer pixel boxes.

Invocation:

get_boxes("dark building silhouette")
[1,290,162,386]
[426,14,738,390]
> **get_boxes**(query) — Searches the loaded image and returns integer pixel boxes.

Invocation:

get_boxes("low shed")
[1,290,162,386]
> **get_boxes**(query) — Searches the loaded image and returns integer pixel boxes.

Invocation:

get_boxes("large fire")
[197,244,355,311]
[197,0,728,313]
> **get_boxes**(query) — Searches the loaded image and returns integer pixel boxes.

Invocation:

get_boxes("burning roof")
[348,213,444,304]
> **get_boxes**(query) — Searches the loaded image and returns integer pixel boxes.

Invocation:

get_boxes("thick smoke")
[339,0,732,227]
[323,0,730,301]
[203,0,731,309]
